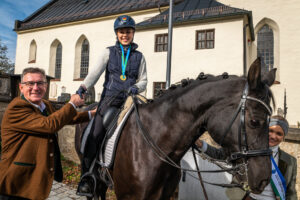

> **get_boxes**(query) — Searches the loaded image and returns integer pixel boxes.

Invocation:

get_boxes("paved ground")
[47,181,85,200]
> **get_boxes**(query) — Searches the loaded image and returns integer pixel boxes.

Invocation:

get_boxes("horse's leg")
[159,169,181,200]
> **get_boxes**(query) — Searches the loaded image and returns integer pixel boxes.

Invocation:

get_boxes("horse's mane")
[152,72,239,102]
[149,71,275,111]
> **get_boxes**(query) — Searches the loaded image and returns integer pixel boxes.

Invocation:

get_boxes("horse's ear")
[262,68,277,86]
[247,58,262,89]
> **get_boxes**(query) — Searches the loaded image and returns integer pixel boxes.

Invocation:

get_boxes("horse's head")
[208,58,276,193]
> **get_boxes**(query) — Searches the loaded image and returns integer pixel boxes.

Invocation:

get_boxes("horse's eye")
[250,119,260,128]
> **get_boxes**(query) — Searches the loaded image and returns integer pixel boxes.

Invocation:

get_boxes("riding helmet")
[114,15,136,32]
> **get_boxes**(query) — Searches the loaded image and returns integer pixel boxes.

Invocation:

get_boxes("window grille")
[257,25,274,72]
[196,29,215,49]
[80,39,90,79]
[155,34,168,52]
[153,82,166,98]
[55,43,62,79]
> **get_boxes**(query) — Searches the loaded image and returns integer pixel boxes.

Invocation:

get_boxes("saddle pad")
[99,103,134,168]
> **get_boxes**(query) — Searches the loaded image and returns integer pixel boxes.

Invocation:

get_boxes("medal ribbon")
[120,44,131,80]
[270,156,287,200]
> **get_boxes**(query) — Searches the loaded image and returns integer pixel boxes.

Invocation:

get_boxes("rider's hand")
[76,85,87,99]
[70,94,85,107]
[127,85,139,95]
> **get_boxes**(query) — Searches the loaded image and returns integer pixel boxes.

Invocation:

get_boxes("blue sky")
[0,0,49,62]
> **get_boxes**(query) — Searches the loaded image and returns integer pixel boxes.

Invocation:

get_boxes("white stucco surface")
[14,1,300,125]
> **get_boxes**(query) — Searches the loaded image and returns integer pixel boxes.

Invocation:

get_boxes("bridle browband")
[131,82,273,192]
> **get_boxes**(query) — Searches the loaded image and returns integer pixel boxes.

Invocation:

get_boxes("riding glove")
[128,85,139,95]
[76,85,87,99]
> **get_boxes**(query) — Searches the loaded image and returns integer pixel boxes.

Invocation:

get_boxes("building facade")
[14,0,300,125]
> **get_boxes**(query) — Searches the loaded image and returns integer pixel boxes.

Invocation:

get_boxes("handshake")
[72,84,139,107]
[68,85,87,108]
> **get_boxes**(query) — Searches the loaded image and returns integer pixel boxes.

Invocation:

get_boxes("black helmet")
[114,15,135,31]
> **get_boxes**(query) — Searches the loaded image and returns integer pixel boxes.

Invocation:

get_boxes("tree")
[0,39,14,74]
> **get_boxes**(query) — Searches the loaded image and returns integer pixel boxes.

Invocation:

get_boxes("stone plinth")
[57,125,80,164]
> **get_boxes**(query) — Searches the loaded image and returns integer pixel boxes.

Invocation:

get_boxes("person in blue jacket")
[76,15,147,196]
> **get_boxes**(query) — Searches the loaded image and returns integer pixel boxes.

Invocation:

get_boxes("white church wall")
[135,18,245,98]
[218,0,300,125]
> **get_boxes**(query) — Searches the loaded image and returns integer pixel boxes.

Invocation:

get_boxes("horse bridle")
[131,82,273,192]
[219,83,272,162]
[214,82,273,191]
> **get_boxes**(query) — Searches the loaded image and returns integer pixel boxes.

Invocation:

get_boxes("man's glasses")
[21,81,47,88]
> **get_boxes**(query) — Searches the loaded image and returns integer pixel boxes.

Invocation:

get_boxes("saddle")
[80,95,147,165]
[99,95,147,168]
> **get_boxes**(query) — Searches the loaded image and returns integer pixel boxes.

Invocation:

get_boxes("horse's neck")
[146,79,243,160]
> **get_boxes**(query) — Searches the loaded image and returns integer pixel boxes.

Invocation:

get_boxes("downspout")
[243,24,249,76]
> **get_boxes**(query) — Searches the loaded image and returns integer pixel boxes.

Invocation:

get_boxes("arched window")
[257,25,274,73]
[55,43,62,79]
[80,39,89,78]
[29,40,37,63]
[49,39,62,79]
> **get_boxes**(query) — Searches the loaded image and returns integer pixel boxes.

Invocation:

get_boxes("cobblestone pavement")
[47,181,86,200]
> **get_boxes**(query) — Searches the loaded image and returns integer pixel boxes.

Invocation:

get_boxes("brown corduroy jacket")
[0,97,89,200]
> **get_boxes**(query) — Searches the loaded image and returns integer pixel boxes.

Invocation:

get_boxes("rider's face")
[268,125,284,147]
[116,28,134,46]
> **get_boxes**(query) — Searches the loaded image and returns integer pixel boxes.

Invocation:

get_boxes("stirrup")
[76,172,97,197]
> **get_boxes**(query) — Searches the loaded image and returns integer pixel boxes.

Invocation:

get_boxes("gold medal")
[120,75,127,81]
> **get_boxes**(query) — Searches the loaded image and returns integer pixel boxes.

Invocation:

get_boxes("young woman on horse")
[196,115,297,200]
[76,15,147,197]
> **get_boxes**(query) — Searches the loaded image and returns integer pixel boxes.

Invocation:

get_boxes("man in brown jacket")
[0,67,94,200]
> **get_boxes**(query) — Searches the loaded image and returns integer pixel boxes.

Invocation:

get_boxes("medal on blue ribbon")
[120,44,131,81]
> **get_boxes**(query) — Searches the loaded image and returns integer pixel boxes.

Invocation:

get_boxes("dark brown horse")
[75,58,276,200]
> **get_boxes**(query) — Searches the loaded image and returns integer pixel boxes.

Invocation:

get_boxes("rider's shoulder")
[279,148,297,163]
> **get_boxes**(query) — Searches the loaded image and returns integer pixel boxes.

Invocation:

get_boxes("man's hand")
[70,94,85,107]
[90,108,97,116]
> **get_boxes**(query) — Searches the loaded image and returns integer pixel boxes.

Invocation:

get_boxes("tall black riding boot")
[77,109,106,197]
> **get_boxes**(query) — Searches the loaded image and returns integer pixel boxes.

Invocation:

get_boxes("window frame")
[80,39,90,79]
[54,43,62,79]
[153,82,166,98]
[154,33,168,52]
[257,24,274,73]
[195,29,215,50]
[28,40,37,63]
